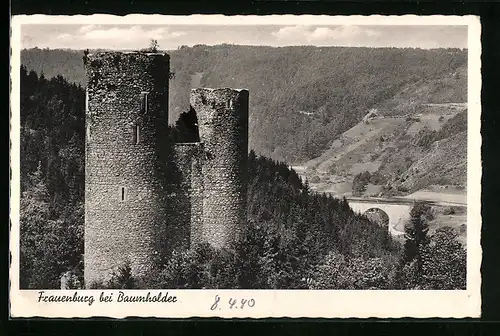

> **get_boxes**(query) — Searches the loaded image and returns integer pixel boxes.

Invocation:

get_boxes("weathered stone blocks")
[84,52,170,286]
[190,88,249,248]
[165,143,204,252]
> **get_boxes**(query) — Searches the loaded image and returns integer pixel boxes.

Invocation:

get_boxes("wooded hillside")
[21,46,467,164]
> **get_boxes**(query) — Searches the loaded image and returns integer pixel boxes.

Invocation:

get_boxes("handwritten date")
[210,295,255,311]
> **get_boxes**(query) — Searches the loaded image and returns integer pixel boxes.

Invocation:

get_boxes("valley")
[21,46,468,242]
[295,161,467,243]
[294,99,468,243]
[301,102,467,196]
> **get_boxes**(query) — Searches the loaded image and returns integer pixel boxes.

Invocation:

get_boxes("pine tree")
[400,202,432,288]
[20,162,51,288]
[420,227,466,289]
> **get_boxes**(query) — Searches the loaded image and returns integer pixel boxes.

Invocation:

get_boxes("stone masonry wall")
[165,143,204,252]
[84,51,170,286]
[190,88,249,248]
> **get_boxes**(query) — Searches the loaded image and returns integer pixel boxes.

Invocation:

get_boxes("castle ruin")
[83,51,249,286]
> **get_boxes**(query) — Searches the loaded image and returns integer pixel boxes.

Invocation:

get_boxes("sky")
[20,24,468,50]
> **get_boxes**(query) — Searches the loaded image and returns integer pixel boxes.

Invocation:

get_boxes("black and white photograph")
[10,15,481,318]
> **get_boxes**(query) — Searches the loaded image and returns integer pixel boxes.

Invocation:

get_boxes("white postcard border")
[9,14,482,318]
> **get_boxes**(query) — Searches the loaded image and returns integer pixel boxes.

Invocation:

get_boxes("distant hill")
[21,45,467,164]
[21,48,86,85]
[303,95,467,196]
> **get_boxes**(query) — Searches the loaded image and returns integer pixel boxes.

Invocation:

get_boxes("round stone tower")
[190,88,249,248]
[84,51,170,287]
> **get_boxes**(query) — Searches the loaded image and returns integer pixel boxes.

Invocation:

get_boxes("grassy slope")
[304,65,467,196]
[400,131,467,190]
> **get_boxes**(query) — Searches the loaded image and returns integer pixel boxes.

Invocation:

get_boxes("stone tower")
[190,88,249,248]
[84,51,170,286]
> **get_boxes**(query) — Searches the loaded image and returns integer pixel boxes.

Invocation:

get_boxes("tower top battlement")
[86,50,169,59]
[84,51,170,86]
[84,50,170,123]
[190,88,249,117]
[191,87,249,93]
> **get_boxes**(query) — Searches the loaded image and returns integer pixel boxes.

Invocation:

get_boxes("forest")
[21,45,467,164]
[18,66,466,290]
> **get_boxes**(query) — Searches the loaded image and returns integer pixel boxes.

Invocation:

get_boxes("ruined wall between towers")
[165,143,204,251]
[84,51,170,287]
[190,88,249,248]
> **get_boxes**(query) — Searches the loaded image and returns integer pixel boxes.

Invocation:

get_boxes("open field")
[402,189,466,204]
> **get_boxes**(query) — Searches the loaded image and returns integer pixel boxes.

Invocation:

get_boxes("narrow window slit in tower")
[226,99,233,108]
[132,124,140,144]
[120,187,127,202]
[141,92,149,114]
